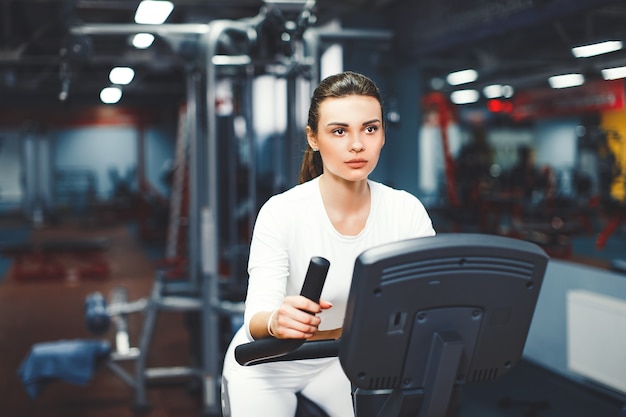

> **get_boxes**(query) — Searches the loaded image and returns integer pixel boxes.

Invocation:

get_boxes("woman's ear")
[306,126,318,150]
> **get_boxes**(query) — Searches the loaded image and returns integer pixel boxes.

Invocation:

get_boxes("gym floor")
[0,217,624,417]
[0,220,204,417]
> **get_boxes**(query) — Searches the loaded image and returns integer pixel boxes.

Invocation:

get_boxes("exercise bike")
[235,233,549,417]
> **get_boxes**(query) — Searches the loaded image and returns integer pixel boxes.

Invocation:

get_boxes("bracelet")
[267,309,278,337]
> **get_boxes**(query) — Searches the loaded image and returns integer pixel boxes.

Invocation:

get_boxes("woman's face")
[307,94,385,183]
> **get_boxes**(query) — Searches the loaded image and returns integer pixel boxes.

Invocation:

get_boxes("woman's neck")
[318,174,371,236]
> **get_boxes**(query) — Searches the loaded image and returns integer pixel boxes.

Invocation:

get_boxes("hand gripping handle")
[234,256,330,366]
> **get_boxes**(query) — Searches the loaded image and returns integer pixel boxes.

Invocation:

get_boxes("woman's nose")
[351,139,364,152]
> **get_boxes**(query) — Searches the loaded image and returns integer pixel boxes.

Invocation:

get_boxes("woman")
[221,71,435,417]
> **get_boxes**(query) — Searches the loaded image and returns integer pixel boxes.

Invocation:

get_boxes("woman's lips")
[346,159,367,168]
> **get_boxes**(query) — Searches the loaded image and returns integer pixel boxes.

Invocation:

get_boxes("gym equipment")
[0,238,110,282]
[85,292,111,335]
[70,4,393,414]
[81,270,245,411]
[84,288,148,354]
[421,92,460,208]
[236,233,549,417]
[19,282,132,400]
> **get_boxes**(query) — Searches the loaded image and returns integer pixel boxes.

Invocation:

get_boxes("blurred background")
[0,1,625,416]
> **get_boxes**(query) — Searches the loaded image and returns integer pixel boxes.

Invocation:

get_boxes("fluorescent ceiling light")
[501,85,514,98]
[548,73,585,89]
[602,66,626,80]
[212,55,253,66]
[572,40,623,58]
[450,89,479,105]
[132,33,155,49]
[100,86,122,104]
[483,84,514,99]
[483,84,503,99]
[447,69,478,86]
[135,1,174,24]
[109,67,135,85]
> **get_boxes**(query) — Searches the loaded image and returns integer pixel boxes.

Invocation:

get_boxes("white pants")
[222,329,354,417]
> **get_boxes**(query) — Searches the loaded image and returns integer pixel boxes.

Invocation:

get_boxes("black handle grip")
[235,256,330,366]
[243,339,340,365]
[299,256,330,304]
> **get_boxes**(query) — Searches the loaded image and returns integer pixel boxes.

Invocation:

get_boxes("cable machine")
[198,5,318,413]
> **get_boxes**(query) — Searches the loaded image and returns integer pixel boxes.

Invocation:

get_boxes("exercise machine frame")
[235,233,549,417]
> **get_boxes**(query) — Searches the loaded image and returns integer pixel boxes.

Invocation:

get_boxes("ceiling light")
[430,77,445,90]
[483,84,513,99]
[212,55,252,66]
[446,69,478,86]
[602,66,626,80]
[132,33,155,49]
[100,86,122,104]
[501,85,514,98]
[483,84,503,99]
[450,89,479,105]
[135,1,174,25]
[572,40,623,58]
[483,84,515,99]
[548,73,584,89]
[109,67,135,85]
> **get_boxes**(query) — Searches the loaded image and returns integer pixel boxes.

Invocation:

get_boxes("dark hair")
[298,71,384,183]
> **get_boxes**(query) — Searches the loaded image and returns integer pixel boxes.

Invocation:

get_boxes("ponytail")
[298,147,323,184]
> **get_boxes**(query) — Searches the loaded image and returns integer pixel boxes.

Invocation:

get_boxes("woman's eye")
[333,128,345,135]
[365,125,378,133]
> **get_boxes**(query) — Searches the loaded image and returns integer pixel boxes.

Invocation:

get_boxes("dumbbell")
[85,292,110,335]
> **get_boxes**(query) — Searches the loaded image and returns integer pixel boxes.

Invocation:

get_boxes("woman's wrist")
[267,309,278,337]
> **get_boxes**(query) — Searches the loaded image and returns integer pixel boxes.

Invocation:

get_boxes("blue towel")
[17,339,111,398]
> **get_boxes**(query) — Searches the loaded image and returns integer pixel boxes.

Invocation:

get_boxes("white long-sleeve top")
[242,176,435,341]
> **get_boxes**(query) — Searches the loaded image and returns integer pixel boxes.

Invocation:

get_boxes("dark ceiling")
[400,0,626,94]
[1,0,626,109]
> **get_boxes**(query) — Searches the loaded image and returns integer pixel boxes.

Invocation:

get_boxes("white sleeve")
[394,189,436,239]
[242,197,291,341]
[408,193,436,238]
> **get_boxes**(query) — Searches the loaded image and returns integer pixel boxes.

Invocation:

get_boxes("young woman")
[221,71,435,417]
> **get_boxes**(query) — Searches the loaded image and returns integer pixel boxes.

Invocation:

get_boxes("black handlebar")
[235,256,330,366]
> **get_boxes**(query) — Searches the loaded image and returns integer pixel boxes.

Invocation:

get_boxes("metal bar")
[187,68,201,291]
[105,361,137,388]
[133,272,163,408]
[244,63,256,244]
[312,28,393,42]
[70,23,210,36]
[110,348,141,361]
[145,366,203,379]
[201,19,256,415]
[302,30,320,95]
[286,74,299,183]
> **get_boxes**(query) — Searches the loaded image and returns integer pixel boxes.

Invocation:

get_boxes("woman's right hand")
[266,296,333,339]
